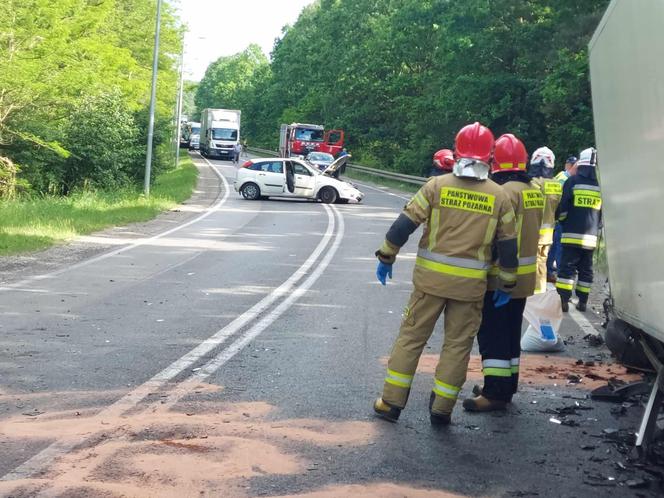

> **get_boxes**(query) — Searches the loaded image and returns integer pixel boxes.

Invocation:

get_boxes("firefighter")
[528,146,562,293]
[462,134,544,412]
[373,122,518,426]
[556,147,601,312]
[547,156,578,281]
[428,148,455,177]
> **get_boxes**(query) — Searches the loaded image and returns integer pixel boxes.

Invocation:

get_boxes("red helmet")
[433,149,455,171]
[491,134,528,173]
[454,122,495,163]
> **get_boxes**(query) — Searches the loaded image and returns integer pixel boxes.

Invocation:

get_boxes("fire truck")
[278,123,345,158]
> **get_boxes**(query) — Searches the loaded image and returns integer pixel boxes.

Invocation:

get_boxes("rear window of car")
[250,161,283,173]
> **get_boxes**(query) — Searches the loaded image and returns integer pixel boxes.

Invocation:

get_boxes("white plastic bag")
[520,289,566,352]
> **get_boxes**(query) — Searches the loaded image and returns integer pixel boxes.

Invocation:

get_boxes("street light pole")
[174,38,185,168]
[144,0,163,197]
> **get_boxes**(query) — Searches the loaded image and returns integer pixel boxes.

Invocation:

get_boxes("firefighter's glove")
[493,289,511,308]
[376,261,393,286]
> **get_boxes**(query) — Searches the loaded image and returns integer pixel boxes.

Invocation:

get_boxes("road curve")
[0,153,654,498]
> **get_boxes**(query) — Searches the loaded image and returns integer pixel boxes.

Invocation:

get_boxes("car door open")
[291,161,316,198]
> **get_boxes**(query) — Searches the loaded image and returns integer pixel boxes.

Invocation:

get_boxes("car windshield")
[212,128,237,140]
[307,153,333,162]
[192,127,200,134]
[294,128,324,142]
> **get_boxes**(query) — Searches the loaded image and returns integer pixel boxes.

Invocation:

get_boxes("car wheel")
[319,187,338,204]
[241,182,261,200]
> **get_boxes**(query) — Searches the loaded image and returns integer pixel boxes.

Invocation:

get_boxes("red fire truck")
[279,123,345,158]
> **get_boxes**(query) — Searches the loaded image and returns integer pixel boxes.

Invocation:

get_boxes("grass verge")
[343,169,421,194]
[0,156,198,256]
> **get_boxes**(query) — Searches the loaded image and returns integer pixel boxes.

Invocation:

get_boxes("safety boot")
[428,392,451,427]
[576,301,587,312]
[462,395,507,412]
[560,298,569,313]
[373,397,401,423]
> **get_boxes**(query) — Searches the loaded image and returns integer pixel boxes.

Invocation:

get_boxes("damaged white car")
[234,155,363,204]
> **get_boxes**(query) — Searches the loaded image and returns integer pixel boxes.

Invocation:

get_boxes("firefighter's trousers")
[556,246,594,304]
[535,243,551,293]
[382,289,483,415]
[476,293,527,402]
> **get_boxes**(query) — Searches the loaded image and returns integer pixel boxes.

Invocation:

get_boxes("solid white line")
[0,156,230,292]
[568,307,601,336]
[1,203,337,482]
[189,205,344,383]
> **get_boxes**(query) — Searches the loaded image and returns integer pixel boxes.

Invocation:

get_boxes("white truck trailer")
[200,109,241,159]
[589,0,664,452]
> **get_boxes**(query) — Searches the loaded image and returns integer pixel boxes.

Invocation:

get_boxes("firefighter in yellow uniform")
[373,122,518,426]
[528,146,562,293]
[462,134,544,411]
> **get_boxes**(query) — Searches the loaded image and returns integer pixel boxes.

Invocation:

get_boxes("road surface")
[0,153,659,497]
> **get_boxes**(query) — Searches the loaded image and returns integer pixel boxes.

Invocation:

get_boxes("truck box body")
[200,109,241,159]
[589,0,664,343]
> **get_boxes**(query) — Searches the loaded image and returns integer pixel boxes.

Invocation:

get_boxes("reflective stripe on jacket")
[556,171,601,250]
[531,177,561,245]
[487,180,544,298]
[379,174,518,301]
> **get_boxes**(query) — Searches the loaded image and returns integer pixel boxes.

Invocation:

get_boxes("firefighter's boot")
[576,300,587,312]
[462,395,507,412]
[428,392,451,427]
[560,296,569,313]
[373,397,401,423]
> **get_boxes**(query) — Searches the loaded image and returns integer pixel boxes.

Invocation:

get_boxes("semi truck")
[588,0,664,452]
[200,109,241,159]
[279,123,345,158]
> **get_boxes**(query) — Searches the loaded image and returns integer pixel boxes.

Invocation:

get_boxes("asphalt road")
[0,153,659,497]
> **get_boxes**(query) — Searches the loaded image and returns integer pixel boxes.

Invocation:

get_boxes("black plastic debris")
[584,333,605,347]
[546,403,593,417]
[610,405,627,418]
[567,374,582,384]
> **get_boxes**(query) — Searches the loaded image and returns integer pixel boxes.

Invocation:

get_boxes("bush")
[63,90,144,192]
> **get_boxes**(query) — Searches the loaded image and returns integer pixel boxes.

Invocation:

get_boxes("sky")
[175,0,315,81]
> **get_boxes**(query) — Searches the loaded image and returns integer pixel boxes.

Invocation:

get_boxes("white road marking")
[175,205,344,392]
[0,156,229,292]
[568,307,601,336]
[1,200,339,482]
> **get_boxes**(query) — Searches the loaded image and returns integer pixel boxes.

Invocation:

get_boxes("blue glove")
[376,261,393,285]
[493,289,511,308]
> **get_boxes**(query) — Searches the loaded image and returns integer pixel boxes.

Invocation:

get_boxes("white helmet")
[530,146,555,169]
[577,147,597,167]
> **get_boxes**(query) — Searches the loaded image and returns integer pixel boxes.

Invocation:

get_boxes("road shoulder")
[0,154,222,285]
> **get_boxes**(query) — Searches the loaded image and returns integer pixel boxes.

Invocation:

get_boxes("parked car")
[305,151,335,171]
[234,156,363,204]
[189,133,200,150]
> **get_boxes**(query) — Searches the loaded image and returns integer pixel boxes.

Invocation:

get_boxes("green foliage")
[0,0,183,194]
[195,44,270,141]
[64,90,143,191]
[182,81,199,120]
[198,0,609,175]
[0,156,198,255]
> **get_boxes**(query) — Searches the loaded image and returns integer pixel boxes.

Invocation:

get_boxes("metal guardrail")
[246,146,427,186]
